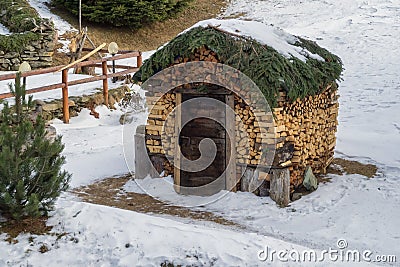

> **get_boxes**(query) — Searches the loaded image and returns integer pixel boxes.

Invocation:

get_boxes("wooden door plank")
[225,94,237,191]
[174,93,182,193]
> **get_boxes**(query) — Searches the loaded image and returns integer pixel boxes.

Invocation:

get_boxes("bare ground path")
[72,175,240,227]
[71,158,376,229]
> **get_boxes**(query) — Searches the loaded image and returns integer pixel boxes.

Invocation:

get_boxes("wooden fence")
[0,51,142,123]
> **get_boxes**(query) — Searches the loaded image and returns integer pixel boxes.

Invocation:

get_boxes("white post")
[79,0,82,32]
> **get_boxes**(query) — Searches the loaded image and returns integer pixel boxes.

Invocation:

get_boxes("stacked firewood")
[143,45,339,190]
[273,83,339,187]
[234,95,275,166]
[172,45,219,64]
[145,93,176,154]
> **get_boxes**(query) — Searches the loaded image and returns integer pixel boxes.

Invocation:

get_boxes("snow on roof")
[187,19,323,62]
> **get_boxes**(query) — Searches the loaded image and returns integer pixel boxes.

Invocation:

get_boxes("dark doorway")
[178,94,226,195]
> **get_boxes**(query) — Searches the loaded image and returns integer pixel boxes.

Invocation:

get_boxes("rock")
[11,58,20,64]
[303,166,318,191]
[42,102,61,112]
[34,99,46,106]
[80,96,90,103]
[45,125,57,142]
[39,56,52,62]
[119,112,135,125]
[0,58,10,64]
[108,95,116,108]
[91,93,104,106]
[38,51,54,57]
[292,193,302,201]
[24,45,35,52]
[259,180,269,197]
[4,52,19,59]
[22,57,40,61]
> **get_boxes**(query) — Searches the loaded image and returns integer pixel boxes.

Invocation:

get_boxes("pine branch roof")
[134,19,343,107]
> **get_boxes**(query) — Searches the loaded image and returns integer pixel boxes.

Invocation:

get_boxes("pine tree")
[0,73,71,220]
[53,0,192,28]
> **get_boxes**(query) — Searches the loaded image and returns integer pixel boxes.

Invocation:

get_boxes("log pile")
[273,83,339,188]
[143,45,339,192]
[234,95,274,166]
[172,45,219,64]
[145,92,176,155]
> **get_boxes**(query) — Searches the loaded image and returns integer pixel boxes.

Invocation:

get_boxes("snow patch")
[187,18,324,62]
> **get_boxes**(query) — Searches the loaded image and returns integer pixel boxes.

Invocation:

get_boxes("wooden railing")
[0,51,142,123]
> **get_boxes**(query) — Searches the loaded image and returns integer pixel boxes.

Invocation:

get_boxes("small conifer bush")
[0,74,71,220]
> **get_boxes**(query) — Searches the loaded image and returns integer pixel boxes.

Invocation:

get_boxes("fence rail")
[0,51,142,123]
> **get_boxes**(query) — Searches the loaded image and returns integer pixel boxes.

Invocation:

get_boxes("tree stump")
[270,168,290,207]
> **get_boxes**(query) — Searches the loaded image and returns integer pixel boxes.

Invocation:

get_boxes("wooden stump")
[270,168,290,207]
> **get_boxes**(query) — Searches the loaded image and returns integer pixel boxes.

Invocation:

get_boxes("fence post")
[137,52,142,67]
[102,60,109,107]
[61,69,69,124]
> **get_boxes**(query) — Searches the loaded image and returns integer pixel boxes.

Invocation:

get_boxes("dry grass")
[0,216,52,243]
[51,0,226,51]
[72,175,239,227]
[327,158,378,178]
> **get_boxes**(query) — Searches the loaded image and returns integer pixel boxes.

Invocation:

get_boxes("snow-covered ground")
[28,0,75,35]
[1,0,400,266]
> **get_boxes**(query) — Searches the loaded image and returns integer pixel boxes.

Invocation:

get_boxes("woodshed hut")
[133,19,342,204]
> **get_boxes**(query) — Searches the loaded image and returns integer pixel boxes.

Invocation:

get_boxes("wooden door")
[174,93,227,195]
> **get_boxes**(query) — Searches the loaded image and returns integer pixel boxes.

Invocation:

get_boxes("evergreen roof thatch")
[134,20,343,107]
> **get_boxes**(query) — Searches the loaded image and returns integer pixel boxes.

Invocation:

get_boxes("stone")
[45,125,57,142]
[39,56,52,62]
[292,193,302,201]
[11,58,20,64]
[34,99,46,106]
[0,58,10,64]
[4,52,19,59]
[21,57,40,61]
[91,93,104,106]
[42,102,61,112]
[303,166,318,191]
[0,51,4,56]
[119,112,135,125]
[38,51,53,57]
[80,96,90,103]
[24,45,35,52]
[259,180,269,197]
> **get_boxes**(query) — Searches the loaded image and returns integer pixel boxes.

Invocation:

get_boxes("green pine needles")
[0,74,71,220]
[134,27,343,107]
[53,0,192,28]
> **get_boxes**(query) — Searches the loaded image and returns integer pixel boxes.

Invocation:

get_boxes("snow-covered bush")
[0,74,70,220]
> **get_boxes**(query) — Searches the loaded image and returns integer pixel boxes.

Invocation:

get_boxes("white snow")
[0,23,10,36]
[1,196,317,266]
[1,0,400,266]
[224,0,400,168]
[28,0,76,35]
[187,18,324,62]
[52,102,146,188]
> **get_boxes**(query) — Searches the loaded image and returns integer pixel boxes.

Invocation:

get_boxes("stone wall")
[0,19,56,70]
[33,86,130,122]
